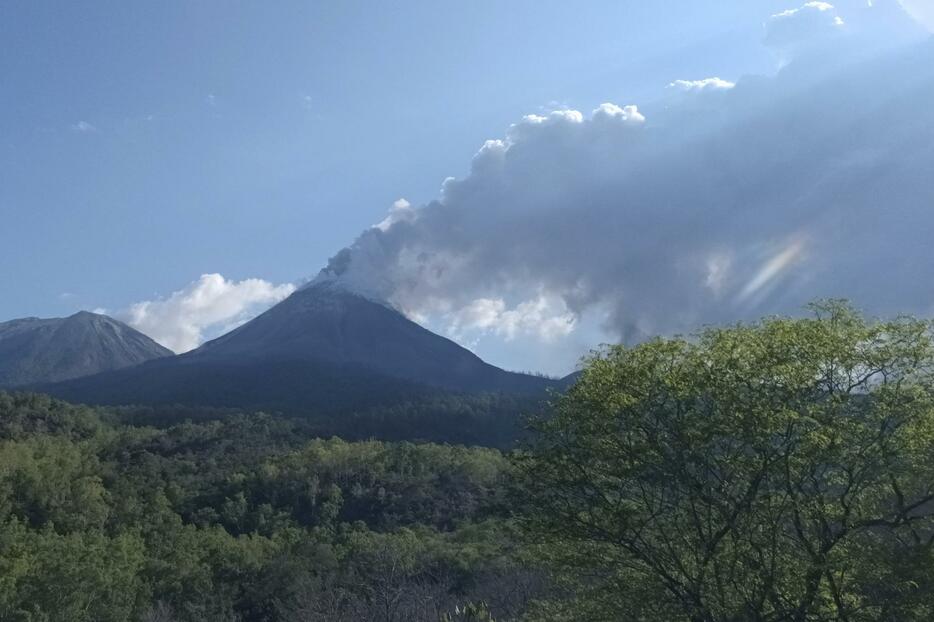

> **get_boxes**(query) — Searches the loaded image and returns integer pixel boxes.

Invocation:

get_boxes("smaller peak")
[69,310,104,319]
[65,310,118,325]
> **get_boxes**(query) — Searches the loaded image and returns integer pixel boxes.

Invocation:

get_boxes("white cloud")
[765,1,847,60]
[70,121,96,132]
[591,102,646,124]
[446,295,576,343]
[772,2,837,19]
[118,274,295,352]
[668,77,736,92]
[375,198,416,232]
[704,253,733,297]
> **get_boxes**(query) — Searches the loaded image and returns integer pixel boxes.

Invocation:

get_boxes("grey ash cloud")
[312,1,933,348]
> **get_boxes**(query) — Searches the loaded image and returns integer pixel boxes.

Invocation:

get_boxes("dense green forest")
[0,391,546,621]
[107,390,543,450]
[4,303,934,620]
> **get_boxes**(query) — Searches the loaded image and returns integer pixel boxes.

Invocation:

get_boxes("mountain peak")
[293,280,400,315]
[186,282,550,393]
[301,246,397,306]
[0,312,172,387]
[64,310,110,324]
[68,309,100,318]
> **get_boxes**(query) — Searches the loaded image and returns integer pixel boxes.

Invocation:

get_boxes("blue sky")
[2,1,932,374]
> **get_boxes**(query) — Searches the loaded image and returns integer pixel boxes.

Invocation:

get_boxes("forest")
[0,391,545,621]
[4,303,934,621]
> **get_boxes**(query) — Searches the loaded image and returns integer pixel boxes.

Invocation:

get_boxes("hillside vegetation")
[0,392,543,621]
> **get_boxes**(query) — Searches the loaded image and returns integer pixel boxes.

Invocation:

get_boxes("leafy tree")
[0,437,110,532]
[0,520,146,621]
[0,392,104,442]
[520,302,934,621]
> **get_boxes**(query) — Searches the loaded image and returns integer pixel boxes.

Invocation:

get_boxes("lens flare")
[738,239,808,303]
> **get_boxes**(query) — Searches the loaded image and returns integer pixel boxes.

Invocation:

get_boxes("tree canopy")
[0,392,542,621]
[520,301,934,621]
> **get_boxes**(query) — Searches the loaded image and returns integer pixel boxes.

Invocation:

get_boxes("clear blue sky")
[1,0,776,319]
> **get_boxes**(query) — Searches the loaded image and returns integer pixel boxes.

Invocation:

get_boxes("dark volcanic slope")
[0,311,173,387]
[39,285,555,412]
[190,283,549,393]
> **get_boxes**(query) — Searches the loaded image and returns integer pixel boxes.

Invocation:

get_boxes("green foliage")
[0,391,543,621]
[0,520,146,622]
[109,391,542,449]
[441,601,496,621]
[223,438,511,533]
[520,301,934,620]
[0,437,109,532]
[0,392,104,441]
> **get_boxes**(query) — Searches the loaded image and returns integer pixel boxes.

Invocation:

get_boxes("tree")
[519,302,934,621]
[0,520,147,621]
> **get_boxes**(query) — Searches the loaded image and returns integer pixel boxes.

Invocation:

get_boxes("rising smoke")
[310,1,933,350]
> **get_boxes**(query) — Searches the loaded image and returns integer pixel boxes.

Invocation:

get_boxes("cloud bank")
[118,274,295,352]
[309,0,933,360]
[668,77,736,92]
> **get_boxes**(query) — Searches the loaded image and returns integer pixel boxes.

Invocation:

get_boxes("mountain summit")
[0,311,173,387]
[190,283,546,392]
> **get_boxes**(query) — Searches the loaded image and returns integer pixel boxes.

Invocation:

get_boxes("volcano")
[38,284,555,413]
